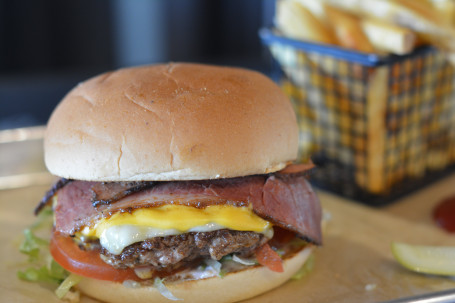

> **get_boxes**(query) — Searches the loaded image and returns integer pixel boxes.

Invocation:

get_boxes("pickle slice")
[392,242,455,276]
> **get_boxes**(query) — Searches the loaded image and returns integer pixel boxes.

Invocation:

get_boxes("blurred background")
[0,0,276,130]
[3,0,455,202]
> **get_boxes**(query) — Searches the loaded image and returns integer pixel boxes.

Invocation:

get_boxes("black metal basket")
[260,28,455,205]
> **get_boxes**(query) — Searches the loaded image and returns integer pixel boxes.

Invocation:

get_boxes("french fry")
[371,0,453,39]
[280,0,455,55]
[324,4,375,53]
[294,0,328,22]
[326,0,452,33]
[326,0,455,53]
[394,0,445,26]
[429,0,455,25]
[325,0,438,22]
[322,0,366,15]
[361,18,416,55]
[275,0,337,45]
[366,67,388,194]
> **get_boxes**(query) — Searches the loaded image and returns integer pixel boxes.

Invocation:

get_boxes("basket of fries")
[260,0,455,204]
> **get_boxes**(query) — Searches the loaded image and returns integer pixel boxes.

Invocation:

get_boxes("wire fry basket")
[260,28,455,204]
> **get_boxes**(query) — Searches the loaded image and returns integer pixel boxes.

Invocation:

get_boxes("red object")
[50,233,138,282]
[433,196,455,233]
[268,227,296,248]
[255,243,284,273]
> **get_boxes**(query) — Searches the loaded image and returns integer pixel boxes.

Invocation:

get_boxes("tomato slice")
[50,233,138,282]
[255,243,284,273]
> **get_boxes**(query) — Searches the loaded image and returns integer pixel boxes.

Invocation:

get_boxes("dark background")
[0,0,276,129]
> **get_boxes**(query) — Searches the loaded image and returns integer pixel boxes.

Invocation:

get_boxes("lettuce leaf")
[17,228,69,285]
[291,254,315,280]
[19,229,48,262]
[17,206,76,299]
[55,274,82,299]
[17,261,65,284]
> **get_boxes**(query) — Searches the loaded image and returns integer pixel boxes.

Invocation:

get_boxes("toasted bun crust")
[44,63,298,181]
[77,246,313,303]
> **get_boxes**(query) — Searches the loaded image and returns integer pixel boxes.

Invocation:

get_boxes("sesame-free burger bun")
[44,63,299,181]
[77,245,314,303]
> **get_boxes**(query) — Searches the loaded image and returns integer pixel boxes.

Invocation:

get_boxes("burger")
[35,63,322,302]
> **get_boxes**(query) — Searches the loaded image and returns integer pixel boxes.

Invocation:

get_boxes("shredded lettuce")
[18,228,69,284]
[17,206,78,300]
[219,254,232,262]
[55,274,82,299]
[232,254,256,266]
[154,278,182,301]
[19,229,49,262]
[18,251,67,281]
[219,268,228,278]
[291,254,315,280]
[204,259,223,277]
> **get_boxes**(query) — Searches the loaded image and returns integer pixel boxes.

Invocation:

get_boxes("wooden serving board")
[2,175,455,303]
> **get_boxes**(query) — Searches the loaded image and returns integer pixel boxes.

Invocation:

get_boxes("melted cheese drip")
[80,205,273,255]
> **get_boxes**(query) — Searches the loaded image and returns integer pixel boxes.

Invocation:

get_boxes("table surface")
[2,127,455,303]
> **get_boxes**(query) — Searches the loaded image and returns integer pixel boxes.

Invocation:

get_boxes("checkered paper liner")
[260,29,455,204]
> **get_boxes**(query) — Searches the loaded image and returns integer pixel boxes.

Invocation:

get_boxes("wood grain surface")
[2,136,455,302]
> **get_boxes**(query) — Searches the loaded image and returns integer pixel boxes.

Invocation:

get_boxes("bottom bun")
[77,245,314,303]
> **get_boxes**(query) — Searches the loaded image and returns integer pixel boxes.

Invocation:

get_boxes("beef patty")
[99,229,267,271]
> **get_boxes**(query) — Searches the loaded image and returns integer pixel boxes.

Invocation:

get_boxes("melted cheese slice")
[80,205,273,255]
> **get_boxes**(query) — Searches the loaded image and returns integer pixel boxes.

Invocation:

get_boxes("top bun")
[44,63,298,181]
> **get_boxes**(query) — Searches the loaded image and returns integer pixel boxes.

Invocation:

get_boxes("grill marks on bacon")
[53,174,322,245]
[90,181,157,207]
[34,178,72,215]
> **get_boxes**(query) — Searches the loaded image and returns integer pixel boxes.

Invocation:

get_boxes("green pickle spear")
[392,242,455,276]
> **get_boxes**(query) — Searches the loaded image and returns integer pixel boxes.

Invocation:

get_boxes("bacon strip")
[90,181,156,207]
[51,174,322,245]
[37,164,315,214]
[34,178,72,215]
[261,174,322,245]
